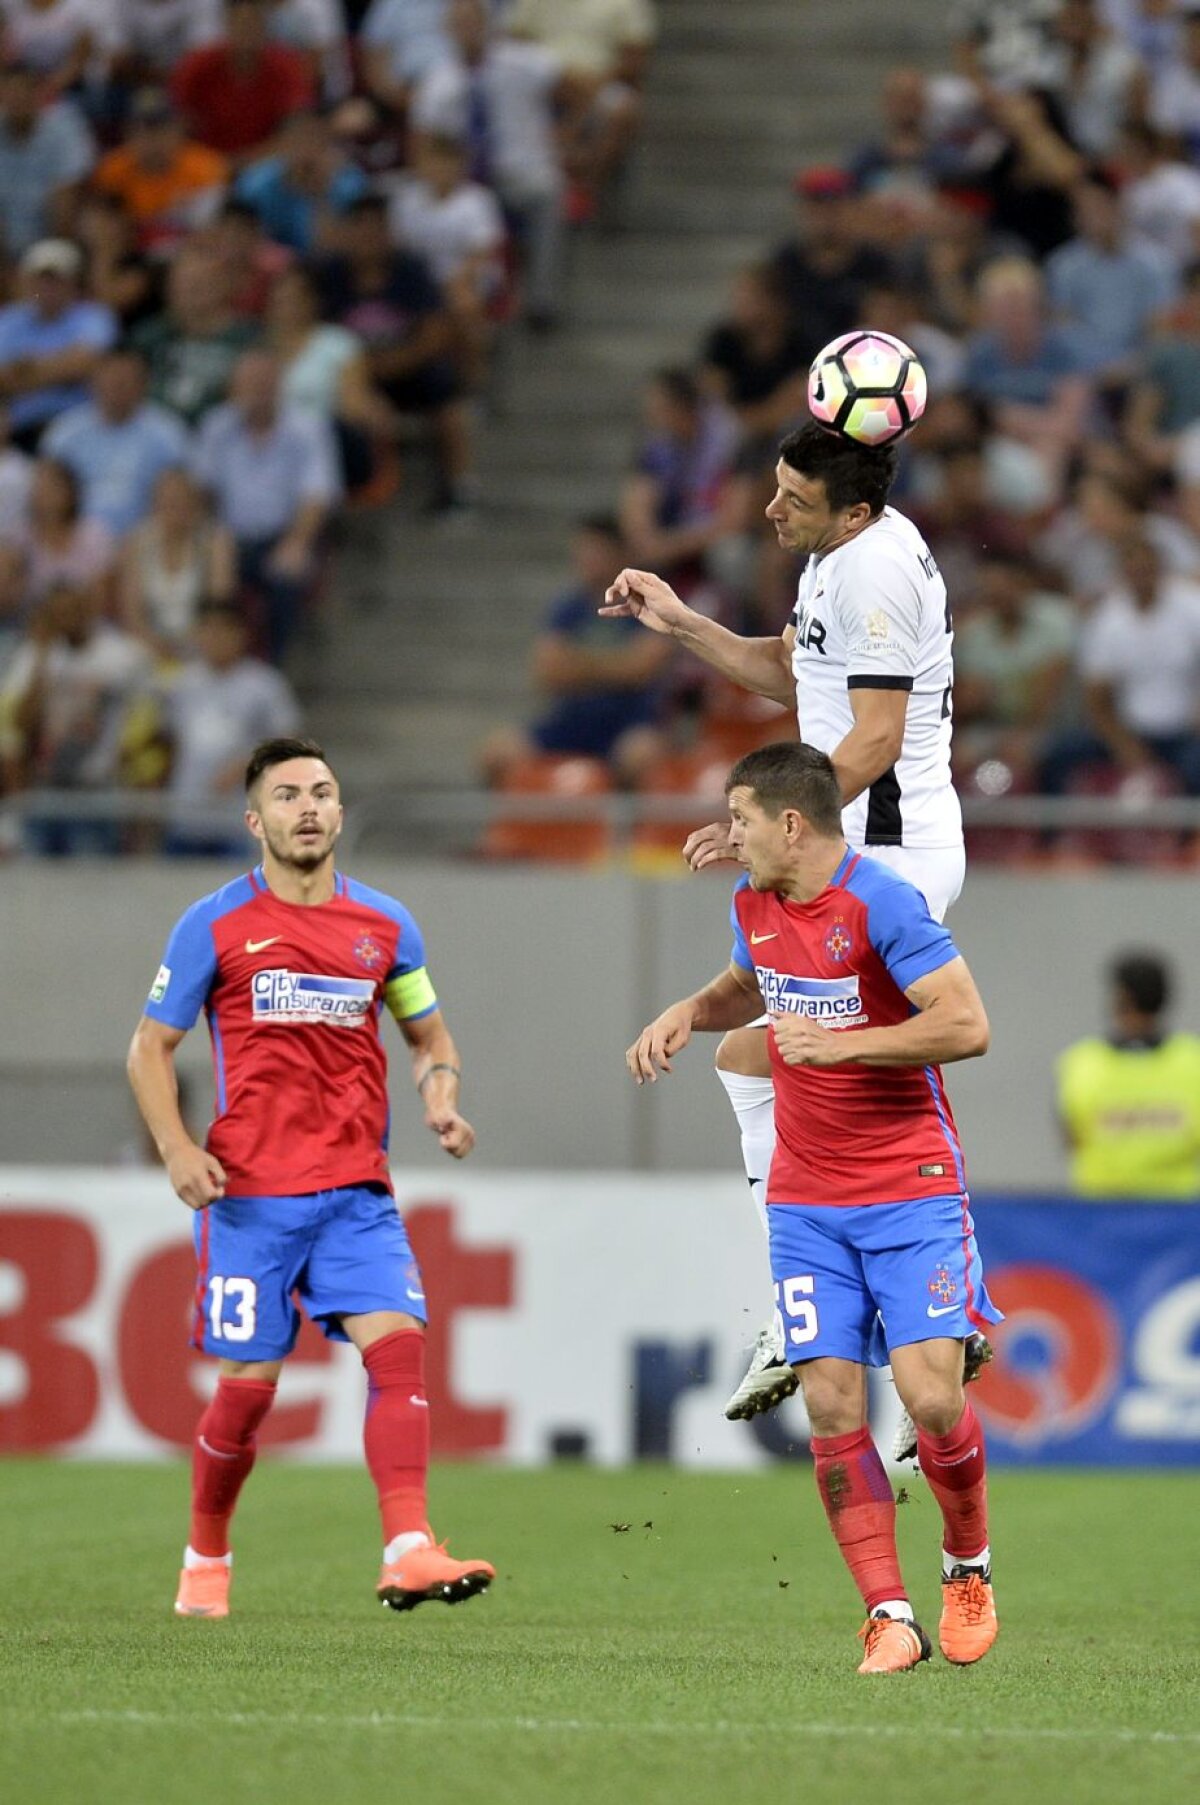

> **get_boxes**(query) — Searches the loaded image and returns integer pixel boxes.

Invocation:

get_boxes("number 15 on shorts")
[775,1274,819,1350]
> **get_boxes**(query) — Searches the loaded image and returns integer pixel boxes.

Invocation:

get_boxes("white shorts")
[745,840,965,1029]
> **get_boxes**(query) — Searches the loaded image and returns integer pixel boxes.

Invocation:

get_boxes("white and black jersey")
[789,507,963,852]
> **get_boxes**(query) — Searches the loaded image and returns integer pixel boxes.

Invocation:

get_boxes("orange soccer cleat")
[376,1539,495,1613]
[856,1611,932,1674]
[940,1564,999,1665]
[174,1560,231,1618]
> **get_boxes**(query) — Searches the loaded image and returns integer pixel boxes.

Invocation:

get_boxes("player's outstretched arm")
[601,568,795,705]
[627,963,764,1084]
[126,1016,227,1209]
[402,1007,475,1160]
[772,956,989,1070]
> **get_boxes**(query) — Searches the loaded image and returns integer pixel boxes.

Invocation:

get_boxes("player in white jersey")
[603,420,986,1451]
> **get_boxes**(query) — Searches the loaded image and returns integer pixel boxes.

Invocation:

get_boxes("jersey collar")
[248,864,348,899]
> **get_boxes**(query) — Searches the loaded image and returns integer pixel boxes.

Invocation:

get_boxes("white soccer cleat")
[724,1317,798,1420]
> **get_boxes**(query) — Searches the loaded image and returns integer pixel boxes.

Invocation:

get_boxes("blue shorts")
[768,1193,1003,1368]
[191,1184,427,1361]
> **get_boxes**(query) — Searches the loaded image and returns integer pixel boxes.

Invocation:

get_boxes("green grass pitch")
[1,1461,1198,1805]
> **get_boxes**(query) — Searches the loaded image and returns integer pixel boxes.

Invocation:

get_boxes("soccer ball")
[807,330,928,446]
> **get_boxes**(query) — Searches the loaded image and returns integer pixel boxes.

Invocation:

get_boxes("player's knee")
[797,1369,863,1438]
[897,1379,965,1438]
[715,1025,771,1078]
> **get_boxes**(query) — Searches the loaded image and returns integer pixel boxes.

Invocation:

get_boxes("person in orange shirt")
[95,88,228,252]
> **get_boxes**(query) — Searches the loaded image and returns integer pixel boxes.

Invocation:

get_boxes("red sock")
[363,1330,430,1545]
[917,1401,989,1562]
[811,1427,906,1612]
[190,1377,276,1557]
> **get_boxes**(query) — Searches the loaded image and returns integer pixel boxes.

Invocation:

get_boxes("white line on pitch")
[17,1710,1200,1747]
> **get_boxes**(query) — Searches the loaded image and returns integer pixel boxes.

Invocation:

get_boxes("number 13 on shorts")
[775,1274,819,1350]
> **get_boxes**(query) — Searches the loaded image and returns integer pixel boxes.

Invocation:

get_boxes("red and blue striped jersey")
[731,849,967,1207]
[143,866,438,1197]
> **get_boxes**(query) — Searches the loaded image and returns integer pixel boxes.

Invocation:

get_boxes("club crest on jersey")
[824,918,851,962]
[759,969,865,1026]
[929,1266,957,1304]
[251,969,375,1028]
[865,609,890,641]
[354,933,385,972]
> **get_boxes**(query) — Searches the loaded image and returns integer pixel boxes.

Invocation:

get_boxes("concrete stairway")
[299,0,946,797]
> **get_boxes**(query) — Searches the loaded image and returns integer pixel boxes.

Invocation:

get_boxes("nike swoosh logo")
[245,936,282,954]
[927,1303,959,1319]
[409,1395,429,1408]
[750,932,778,945]
[405,1288,425,1302]
[198,1435,239,1461]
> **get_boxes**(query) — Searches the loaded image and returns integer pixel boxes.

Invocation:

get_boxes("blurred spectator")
[699,263,810,447]
[0,577,151,851]
[360,0,453,117]
[1124,260,1200,470]
[193,347,339,658]
[1,0,123,103]
[768,165,892,355]
[206,197,293,319]
[412,0,577,330]
[170,0,316,160]
[132,240,259,424]
[953,552,1076,772]
[0,405,32,534]
[975,85,1084,260]
[0,539,28,677]
[0,59,94,258]
[909,191,1028,336]
[1056,948,1200,1197]
[234,109,369,256]
[1147,2,1200,158]
[506,0,657,208]
[1119,122,1200,282]
[94,86,228,251]
[961,257,1091,471]
[5,454,116,601]
[1037,459,1200,599]
[43,346,190,534]
[160,596,301,854]
[265,0,352,105]
[848,67,944,204]
[75,191,162,331]
[387,131,506,389]
[911,438,1032,600]
[1045,169,1174,380]
[264,264,401,491]
[1041,531,1200,793]
[317,194,472,512]
[119,0,224,84]
[1051,0,1147,158]
[119,464,236,660]
[0,238,116,451]
[950,0,1063,90]
[1102,1,1182,79]
[618,366,741,581]
[479,514,671,787]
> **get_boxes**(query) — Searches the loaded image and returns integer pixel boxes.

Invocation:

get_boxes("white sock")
[383,1529,431,1564]
[943,1544,990,1579]
[873,1598,914,1622]
[715,1067,775,1236]
[184,1546,232,1570]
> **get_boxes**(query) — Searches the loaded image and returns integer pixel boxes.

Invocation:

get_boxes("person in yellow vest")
[1056,951,1200,1198]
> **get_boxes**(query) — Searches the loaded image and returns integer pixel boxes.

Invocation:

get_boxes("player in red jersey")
[127,737,494,1619]
[627,741,1001,1673]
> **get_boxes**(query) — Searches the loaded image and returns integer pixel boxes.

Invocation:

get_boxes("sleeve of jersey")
[729,878,755,971]
[142,901,220,1030]
[836,550,920,691]
[864,876,959,994]
[382,905,439,1022]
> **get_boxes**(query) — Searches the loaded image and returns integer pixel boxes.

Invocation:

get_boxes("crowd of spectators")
[0,0,659,852]
[489,0,1200,864]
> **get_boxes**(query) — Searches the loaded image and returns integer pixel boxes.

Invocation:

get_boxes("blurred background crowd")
[5,0,1200,864]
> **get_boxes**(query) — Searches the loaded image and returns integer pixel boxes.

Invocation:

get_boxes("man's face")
[574,528,621,589]
[28,269,73,318]
[1,72,40,131]
[232,353,279,422]
[764,460,856,556]
[246,757,343,870]
[94,356,145,421]
[727,784,791,891]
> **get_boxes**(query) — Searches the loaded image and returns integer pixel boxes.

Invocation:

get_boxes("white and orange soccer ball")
[807,329,928,446]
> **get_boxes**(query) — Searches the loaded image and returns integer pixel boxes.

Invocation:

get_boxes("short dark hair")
[652,366,701,412]
[778,419,899,516]
[195,597,245,626]
[577,512,623,542]
[245,736,334,797]
[1110,950,1171,1016]
[725,741,843,836]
